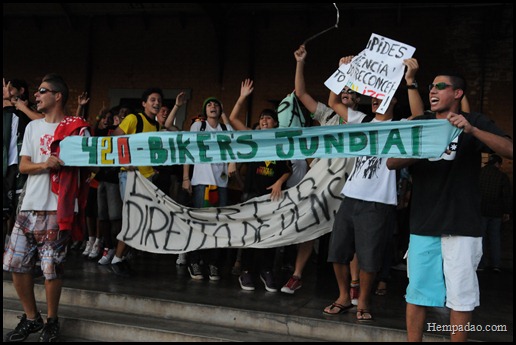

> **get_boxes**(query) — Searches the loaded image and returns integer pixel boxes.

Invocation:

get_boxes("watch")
[407,81,418,90]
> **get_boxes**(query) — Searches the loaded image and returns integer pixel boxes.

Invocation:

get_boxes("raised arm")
[3,78,43,120]
[294,45,318,114]
[76,92,90,118]
[164,91,186,131]
[228,79,254,131]
[404,58,424,118]
[328,56,354,122]
[460,95,471,113]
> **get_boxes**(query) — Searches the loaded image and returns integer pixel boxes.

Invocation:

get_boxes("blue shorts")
[405,234,446,307]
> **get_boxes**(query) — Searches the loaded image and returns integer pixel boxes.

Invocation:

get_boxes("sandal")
[356,309,374,322]
[375,288,387,296]
[323,302,353,315]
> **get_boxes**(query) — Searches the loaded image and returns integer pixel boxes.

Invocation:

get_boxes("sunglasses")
[342,89,356,95]
[428,83,453,91]
[37,87,59,94]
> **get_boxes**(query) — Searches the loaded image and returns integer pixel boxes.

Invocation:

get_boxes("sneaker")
[39,317,59,342]
[260,271,277,292]
[98,248,115,265]
[4,313,44,342]
[350,284,360,306]
[208,264,221,281]
[239,271,255,291]
[88,241,102,259]
[176,253,187,266]
[188,263,204,280]
[82,240,94,256]
[111,260,132,277]
[281,275,302,294]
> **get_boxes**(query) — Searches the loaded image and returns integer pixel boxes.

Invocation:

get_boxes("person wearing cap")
[228,79,292,293]
[477,154,512,272]
[182,96,234,282]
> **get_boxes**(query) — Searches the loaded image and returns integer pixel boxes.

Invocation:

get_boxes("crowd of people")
[3,42,513,343]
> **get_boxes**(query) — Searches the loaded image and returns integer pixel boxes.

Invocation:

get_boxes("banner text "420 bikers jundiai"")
[59,120,462,167]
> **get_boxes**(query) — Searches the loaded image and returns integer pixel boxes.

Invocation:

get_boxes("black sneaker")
[111,260,132,277]
[4,313,44,342]
[188,263,204,280]
[260,271,278,292]
[39,317,59,342]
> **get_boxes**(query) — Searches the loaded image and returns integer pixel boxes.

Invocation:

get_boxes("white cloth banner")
[118,158,354,254]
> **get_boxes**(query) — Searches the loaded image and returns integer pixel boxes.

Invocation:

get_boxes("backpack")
[200,120,227,132]
[134,112,160,134]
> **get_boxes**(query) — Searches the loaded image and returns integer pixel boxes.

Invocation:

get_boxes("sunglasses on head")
[428,82,453,91]
[37,87,59,94]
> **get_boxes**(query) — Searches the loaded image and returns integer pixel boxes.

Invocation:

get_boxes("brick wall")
[3,4,512,177]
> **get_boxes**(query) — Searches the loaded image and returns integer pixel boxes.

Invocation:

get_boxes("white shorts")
[442,235,483,312]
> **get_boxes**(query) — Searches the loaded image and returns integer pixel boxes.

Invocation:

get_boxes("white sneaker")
[88,241,102,259]
[98,248,115,265]
[176,253,187,266]
[82,241,94,256]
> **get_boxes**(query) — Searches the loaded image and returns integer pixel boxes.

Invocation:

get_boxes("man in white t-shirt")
[3,74,90,342]
[182,97,233,282]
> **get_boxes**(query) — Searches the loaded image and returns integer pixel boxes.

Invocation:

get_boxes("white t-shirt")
[342,117,397,205]
[190,121,233,187]
[19,118,60,211]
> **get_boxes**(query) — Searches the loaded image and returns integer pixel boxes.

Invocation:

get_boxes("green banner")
[59,120,461,167]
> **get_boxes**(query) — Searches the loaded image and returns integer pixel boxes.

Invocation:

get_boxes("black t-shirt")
[245,160,291,197]
[409,112,509,237]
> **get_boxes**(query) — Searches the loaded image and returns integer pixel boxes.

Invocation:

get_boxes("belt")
[32,211,57,216]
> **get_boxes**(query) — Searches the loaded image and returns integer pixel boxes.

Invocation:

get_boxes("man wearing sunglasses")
[4,74,91,342]
[387,72,512,342]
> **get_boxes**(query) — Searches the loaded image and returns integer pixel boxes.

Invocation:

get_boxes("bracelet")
[175,104,180,108]
[183,178,189,181]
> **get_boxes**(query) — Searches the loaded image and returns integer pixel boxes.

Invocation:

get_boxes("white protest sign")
[325,33,416,114]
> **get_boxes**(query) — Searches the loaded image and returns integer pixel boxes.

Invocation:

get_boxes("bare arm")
[19,154,64,175]
[448,113,513,160]
[267,172,291,201]
[461,95,471,113]
[76,92,90,118]
[164,91,186,131]
[13,99,44,120]
[404,58,424,118]
[386,158,418,170]
[182,164,192,194]
[294,45,318,114]
[328,56,354,122]
[228,79,253,131]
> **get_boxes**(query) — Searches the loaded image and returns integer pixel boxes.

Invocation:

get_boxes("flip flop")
[323,302,353,315]
[356,309,374,322]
